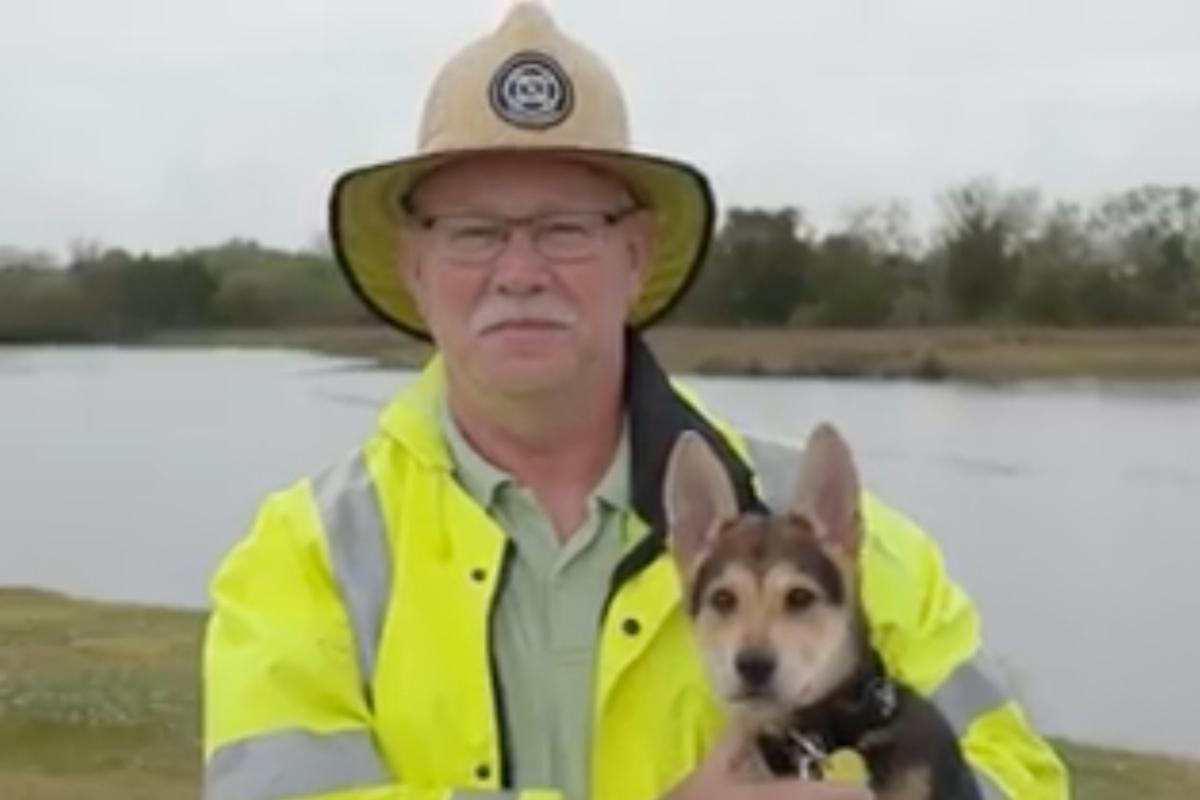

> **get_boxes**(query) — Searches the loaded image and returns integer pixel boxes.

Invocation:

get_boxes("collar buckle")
[787,729,830,781]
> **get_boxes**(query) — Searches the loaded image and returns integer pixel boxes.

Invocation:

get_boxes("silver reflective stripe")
[313,451,393,694]
[932,656,1007,736]
[204,728,389,800]
[974,765,1007,800]
[741,433,803,512]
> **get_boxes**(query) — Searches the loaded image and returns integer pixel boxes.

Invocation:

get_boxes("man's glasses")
[409,206,640,264]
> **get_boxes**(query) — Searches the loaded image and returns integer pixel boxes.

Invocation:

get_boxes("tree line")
[2,180,1198,342]
[673,181,1200,327]
[0,239,370,341]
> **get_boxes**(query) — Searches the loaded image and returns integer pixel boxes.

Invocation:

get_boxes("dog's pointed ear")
[664,431,738,572]
[792,423,862,552]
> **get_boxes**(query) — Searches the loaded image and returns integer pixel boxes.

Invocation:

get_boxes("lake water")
[1,345,1197,758]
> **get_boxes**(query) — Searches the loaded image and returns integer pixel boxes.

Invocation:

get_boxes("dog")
[663,424,982,800]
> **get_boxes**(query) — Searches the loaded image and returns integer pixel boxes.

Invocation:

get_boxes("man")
[202,4,1068,799]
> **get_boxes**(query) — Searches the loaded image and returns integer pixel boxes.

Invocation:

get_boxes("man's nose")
[491,225,547,294]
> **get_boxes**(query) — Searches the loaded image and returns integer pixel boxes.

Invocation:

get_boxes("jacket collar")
[377,352,454,471]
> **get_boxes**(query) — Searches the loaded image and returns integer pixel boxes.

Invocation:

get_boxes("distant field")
[149,324,1200,380]
[1,587,1196,799]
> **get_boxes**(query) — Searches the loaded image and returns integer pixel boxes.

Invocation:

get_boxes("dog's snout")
[734,648,776,688]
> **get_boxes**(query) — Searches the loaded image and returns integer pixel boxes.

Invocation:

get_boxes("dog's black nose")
[735,649,776,688]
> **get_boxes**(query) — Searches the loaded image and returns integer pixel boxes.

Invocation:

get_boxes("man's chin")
[473,356,579,397]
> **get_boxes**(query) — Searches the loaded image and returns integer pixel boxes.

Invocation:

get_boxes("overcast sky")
[3,0,1198,257]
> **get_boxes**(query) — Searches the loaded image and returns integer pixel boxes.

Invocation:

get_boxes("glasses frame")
[405,204,642,265]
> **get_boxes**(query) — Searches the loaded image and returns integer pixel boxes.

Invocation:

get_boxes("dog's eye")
[709,588,737,614]
[785,587,816,613]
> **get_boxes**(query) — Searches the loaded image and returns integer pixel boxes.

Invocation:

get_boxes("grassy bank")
[0,588,202,800]
[1,588,1196,798]
[148,324,1200,381]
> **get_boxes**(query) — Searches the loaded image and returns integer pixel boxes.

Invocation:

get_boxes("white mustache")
[468,297,578,335]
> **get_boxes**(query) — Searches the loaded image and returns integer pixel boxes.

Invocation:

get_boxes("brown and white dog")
[663,424,982,800]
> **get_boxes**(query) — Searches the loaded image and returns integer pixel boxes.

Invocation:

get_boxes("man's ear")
[624,209,655,303]
[399,232,428,312]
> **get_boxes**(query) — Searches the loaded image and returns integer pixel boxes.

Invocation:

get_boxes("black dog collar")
[757,648,901,778]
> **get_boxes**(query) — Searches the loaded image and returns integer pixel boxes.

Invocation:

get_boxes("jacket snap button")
[474,763,492,780]
[621,617,641,636]
[470,568,487,583]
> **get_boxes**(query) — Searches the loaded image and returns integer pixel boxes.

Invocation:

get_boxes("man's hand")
[664,725,873,800]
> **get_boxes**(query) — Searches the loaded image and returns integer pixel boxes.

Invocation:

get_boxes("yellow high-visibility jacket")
[203,337,1068,800]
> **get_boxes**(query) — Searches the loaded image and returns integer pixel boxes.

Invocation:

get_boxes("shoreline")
[1,586,1197,799]
[135,324,1200,382]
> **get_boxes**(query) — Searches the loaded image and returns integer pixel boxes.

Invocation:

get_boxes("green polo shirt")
[439,398,632,800]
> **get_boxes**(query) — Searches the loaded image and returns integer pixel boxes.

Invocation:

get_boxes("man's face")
[402,154,652,397]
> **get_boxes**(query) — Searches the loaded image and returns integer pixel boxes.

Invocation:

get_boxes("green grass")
[0,587,1195,798]
[1056,740,1200,800]
[0,587,202,799]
